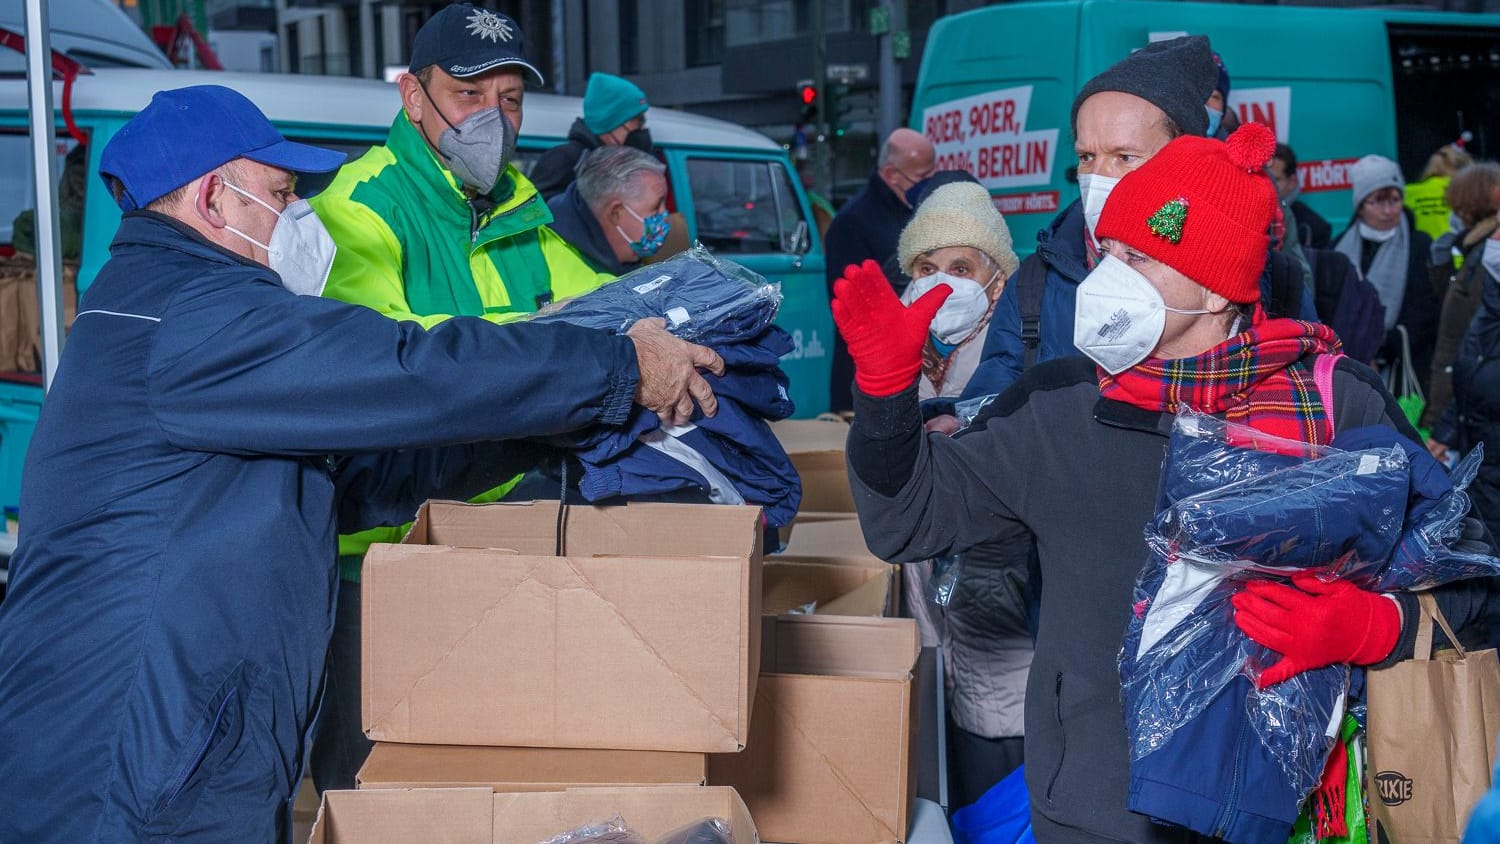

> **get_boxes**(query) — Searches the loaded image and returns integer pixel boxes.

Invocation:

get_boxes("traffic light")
[797,81,818,123]
[828,82,852,137]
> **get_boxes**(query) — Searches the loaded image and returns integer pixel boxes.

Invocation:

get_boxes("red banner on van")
[992,191,1060,215]
[1298,158,1361,193]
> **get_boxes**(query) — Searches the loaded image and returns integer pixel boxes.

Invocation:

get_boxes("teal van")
[912,0,1500,255]
[0,67,833,519]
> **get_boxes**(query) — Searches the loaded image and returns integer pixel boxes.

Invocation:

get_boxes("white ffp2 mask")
[1073,254,1211,374]
[1077,173,1120,243]
[221,182,338,297]
[902,269,999,345]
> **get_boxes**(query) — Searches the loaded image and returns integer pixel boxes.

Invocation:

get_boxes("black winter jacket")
[530,118,603,201]
[847,357,1489,843]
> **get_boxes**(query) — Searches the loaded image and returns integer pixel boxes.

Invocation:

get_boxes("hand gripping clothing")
[536,254,801,528]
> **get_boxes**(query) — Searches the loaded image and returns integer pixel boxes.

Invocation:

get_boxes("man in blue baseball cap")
[0,84,722,842]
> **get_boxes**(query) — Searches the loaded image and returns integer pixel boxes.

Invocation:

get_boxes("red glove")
[831,260,952,397]
[1231,571,1400,689]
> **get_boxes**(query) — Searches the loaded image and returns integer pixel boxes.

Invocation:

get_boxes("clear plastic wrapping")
[954,393,997,431]
[539,816,646,844]
[928,554,964,608]
[652,818,733,844]
[538,816,734,844]
[530,243,783,345]
[1122,411,1500,803]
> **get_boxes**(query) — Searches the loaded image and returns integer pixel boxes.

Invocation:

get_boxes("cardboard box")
[307,785,758,844]
[362,500,762,752]
[709,615,921,844]
[357,744,708,791]
[772,419,854,514]
[762,558,896,618]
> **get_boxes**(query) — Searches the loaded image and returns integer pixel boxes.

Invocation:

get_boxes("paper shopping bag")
[1366,592,1500,844]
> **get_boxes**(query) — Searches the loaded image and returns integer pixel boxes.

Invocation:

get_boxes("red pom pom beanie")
[1094,122,1279,304]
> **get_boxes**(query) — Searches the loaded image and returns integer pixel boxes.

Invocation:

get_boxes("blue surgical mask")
[617,206,670,258]
[1205,106,1223,137]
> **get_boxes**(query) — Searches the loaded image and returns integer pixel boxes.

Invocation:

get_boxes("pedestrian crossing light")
[797,81,818,124]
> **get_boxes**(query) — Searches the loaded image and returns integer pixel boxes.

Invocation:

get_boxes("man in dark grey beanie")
[960,34,1229,402]
[1070,35,1218,138]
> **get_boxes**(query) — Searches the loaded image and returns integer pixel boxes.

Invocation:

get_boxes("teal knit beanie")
[583,73,649,135]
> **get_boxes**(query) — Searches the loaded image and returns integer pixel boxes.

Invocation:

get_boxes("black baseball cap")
[408,4,544,86]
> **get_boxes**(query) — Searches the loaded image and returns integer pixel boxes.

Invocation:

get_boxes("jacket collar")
[1036,200,1092,284]
[386,110,553,243]
[566,117,603,149]
[1093,391,1175,437]
[111,210,270,274]
[548,184,627,275]
[865,169,909,216]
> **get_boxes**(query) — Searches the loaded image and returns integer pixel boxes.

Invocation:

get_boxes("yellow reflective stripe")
[541,227,614,298]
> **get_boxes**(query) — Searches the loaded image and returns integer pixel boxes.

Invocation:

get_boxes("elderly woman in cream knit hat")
[896,180,1020,407]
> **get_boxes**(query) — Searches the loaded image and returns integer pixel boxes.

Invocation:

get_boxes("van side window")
[0,131,81,250]
[685,158,808,254]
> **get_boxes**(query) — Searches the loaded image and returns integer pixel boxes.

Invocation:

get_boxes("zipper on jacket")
[1045,672,1066,805]
[1212,718,1249,838]
[160,686,238,814]
[469,193,542,250]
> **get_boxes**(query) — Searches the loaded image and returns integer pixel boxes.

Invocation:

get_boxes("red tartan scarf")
[1098,314,1344,445]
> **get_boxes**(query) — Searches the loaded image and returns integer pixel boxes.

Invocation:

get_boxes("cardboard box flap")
[771,418,851,454]
[491,786,759,844]
[762,562,893,617]
[308,787,494,844]
[763,615,919,678]
[357,744,708,790]
[309,787,759,844]
[780,518,876,559]
[772,420,855,514]
[362,543,756,751]
[404,500,763,560]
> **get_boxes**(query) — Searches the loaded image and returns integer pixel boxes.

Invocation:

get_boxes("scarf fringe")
[1311,737,1350,840]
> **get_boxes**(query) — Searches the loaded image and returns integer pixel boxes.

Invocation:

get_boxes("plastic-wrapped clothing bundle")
[530,244,782,346]
[652,818,734,844]
[538,817,735,844]
[539,816,646,844]
[534,249,801,527]
[1120,412,1500,844]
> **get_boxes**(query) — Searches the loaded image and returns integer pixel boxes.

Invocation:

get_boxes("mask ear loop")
[414,76,463,135]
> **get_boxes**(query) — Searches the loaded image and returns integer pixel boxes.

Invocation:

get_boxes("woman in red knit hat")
[829,123,1491,843]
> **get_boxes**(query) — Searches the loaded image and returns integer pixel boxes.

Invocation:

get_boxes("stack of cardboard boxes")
[309,417,924,844]
[308,499,764,842]
[708,419,922,844]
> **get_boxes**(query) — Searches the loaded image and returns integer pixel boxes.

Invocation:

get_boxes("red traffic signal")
[800,84,817,105]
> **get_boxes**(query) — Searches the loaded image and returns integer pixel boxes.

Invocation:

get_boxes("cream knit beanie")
[898,182,1019,282]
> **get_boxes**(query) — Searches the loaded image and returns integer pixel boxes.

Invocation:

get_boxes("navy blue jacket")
[962,201,1320,401]
[0,213,637,842]
[824,171,913,411]
[547,182,632,276]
